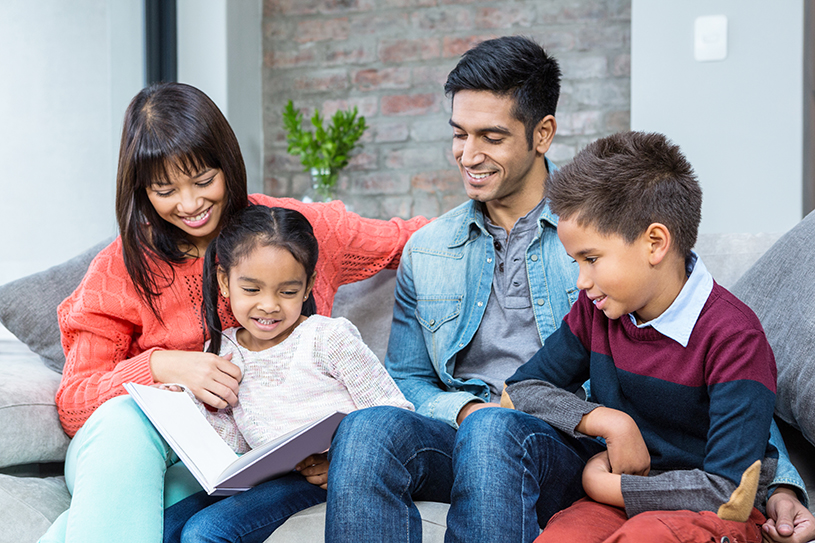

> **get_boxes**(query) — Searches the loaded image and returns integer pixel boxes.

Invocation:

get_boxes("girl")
[163,204,413,543]
[40,82,427,543]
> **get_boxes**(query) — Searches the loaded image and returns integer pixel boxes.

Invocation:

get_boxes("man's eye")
[585,257,597,264]
[484,136,503,144]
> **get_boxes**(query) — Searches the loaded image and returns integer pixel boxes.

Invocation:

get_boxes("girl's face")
[218,245,315,352]
[146,166,227,256]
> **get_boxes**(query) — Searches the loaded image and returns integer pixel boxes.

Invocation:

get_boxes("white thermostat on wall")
[694,15,728,62]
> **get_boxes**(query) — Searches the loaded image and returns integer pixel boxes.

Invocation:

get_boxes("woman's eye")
[196,176,215,188]
[153,188,173,198]
[242,287,259,294]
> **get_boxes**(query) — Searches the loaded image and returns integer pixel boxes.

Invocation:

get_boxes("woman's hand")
[296,453,330,489]
[763,486,815,543]
[150,350,241,408]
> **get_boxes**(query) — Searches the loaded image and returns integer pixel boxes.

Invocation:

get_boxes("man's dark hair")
[546,131,703,259]
[444,35,561,149]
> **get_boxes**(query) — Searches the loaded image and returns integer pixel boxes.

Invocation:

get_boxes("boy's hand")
[296,453,330,490]
[578,406,650,476]
[763,486,815,543]
[582,450,624,507]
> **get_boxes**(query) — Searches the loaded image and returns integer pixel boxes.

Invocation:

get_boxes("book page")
[124,383,238,492]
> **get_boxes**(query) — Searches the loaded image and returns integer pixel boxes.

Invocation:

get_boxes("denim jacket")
[385,191,579,429]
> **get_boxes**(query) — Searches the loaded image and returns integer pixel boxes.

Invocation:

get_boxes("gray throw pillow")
[0,238,113,373]
[731,210,815,445]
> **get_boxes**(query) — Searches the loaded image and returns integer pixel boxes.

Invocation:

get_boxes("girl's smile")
[218,244,315,352]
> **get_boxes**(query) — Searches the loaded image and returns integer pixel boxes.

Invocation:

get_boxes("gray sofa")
[2,227,815,543]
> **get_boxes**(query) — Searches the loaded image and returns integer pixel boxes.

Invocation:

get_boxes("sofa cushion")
[731,210,815,444]
[265,500,448,543]
[0,340,70,468]
[0,239,111,373]
[0,474,70,543]
[330,269,396,361]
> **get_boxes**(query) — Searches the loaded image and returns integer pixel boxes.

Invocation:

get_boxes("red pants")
[535,498,765,543]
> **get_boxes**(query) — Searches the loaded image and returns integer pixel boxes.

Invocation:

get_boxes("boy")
[502,131,777,542]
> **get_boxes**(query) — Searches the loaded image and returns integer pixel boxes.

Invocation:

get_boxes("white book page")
[124,383,238,492]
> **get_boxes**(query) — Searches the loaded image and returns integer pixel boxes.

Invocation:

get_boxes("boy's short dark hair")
[444,35,561,149]
[546,131,702,259]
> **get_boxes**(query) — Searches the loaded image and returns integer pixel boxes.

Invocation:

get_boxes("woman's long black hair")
[115,82,248,321]
[202,205,319,354]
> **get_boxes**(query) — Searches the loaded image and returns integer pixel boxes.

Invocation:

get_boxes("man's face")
[450,90,541,206]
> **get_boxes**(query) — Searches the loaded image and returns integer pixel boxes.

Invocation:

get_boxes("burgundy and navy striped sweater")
[505,283,778,516]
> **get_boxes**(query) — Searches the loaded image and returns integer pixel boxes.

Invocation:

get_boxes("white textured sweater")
[200,315,413,452]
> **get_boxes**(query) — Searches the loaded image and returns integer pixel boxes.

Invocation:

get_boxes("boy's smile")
[557,217,681,324]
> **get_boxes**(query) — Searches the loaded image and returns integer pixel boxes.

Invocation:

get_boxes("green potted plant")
[282,100,368,202]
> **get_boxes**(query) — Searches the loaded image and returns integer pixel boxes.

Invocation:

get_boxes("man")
[324,35,811,543]
[325,35,586,542]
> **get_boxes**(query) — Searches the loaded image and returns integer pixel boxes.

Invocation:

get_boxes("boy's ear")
[533,115,557,156]
[216,267,230,298]
[644,223,672,266]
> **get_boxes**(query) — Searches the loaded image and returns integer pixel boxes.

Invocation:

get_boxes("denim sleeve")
[384,244,480,429]
[768,418,809,507]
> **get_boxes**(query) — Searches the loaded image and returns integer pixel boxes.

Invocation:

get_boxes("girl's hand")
[150,350,241,408]
[296,453,330,490]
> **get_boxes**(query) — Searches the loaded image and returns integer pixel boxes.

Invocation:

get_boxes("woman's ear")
[217,267,230,298]
[303,272,317,301]
[645,223,672,266]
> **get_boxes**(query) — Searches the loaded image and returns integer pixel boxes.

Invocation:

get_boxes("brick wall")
[262,0,631,219]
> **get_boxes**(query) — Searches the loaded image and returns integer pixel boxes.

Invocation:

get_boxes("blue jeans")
[163,472,327,543]
[325,406,604,543]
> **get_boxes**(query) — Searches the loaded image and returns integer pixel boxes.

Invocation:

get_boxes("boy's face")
[558,217,663,324]
[449,90,549,208]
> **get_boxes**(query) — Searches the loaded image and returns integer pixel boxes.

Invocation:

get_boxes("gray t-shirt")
[454,198,546,399]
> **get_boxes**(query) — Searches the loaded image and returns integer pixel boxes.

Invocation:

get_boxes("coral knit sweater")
[56,195,429,437]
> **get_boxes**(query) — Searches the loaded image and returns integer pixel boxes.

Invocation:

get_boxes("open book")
[124,382,346,496]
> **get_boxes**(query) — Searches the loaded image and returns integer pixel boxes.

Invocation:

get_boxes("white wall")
[631,0,806,234]
[0,0,144,286]
[177,0,263,194]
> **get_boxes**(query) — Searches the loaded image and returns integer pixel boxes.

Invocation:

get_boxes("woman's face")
[146,166,227,256]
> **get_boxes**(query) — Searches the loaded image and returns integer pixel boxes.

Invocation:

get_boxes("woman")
[40,82,427,543]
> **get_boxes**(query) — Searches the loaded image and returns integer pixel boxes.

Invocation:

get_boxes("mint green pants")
[38,395,203,543]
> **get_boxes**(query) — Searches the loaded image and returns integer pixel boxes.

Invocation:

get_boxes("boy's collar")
[629,252,714,347]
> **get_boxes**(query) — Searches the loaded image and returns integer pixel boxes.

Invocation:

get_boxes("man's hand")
[296,453,330,490]
[577,406,650,476]
[582,450,624,507]
[763,486,815,543]
[456,401,500,426]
